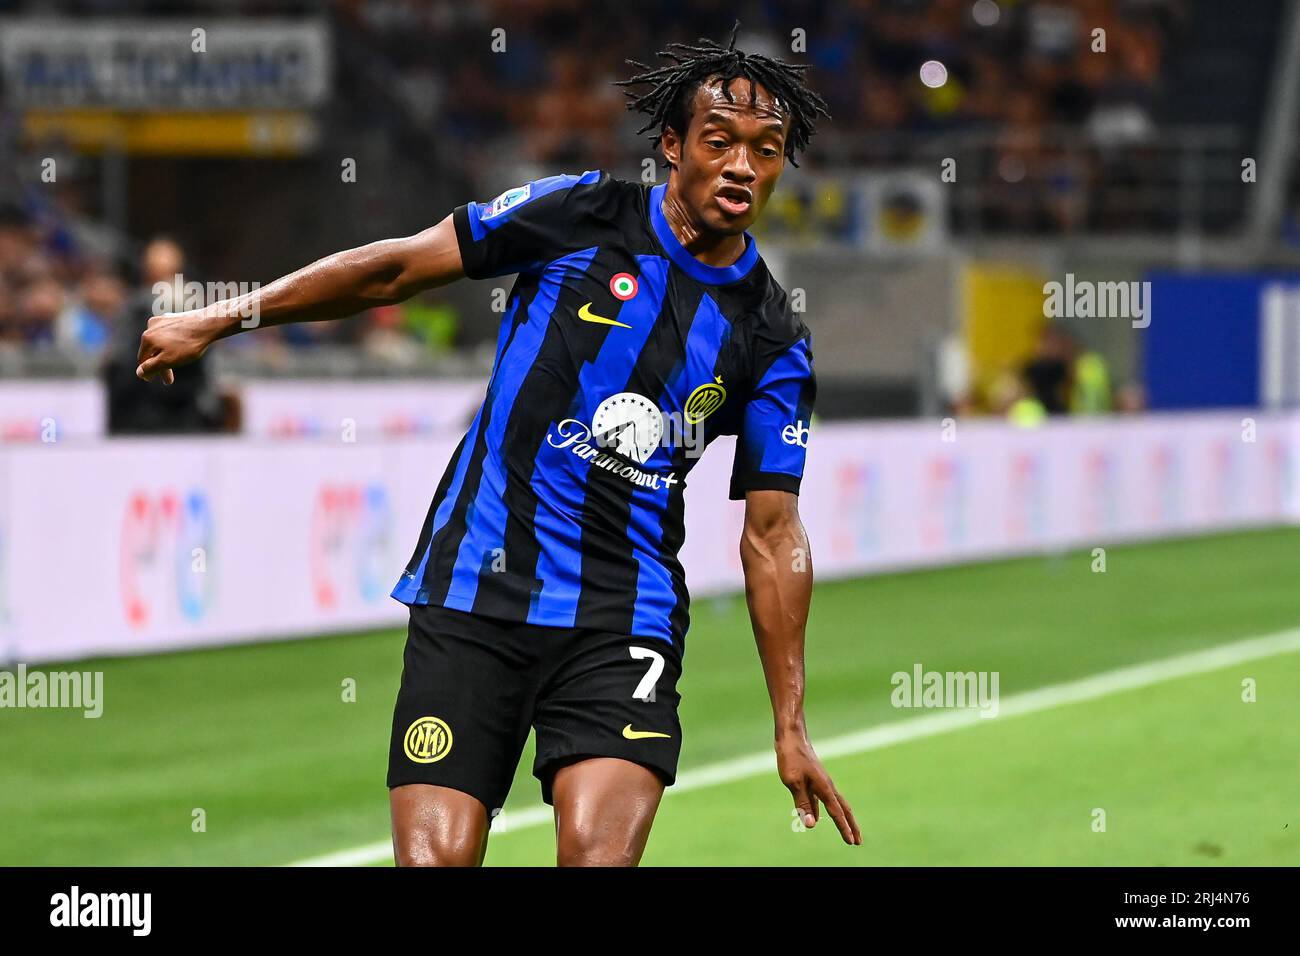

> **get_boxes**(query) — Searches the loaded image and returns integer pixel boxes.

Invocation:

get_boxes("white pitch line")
[289,627,1300,866]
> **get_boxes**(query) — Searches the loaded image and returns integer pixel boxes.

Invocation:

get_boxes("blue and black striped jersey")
[391,170,816,648]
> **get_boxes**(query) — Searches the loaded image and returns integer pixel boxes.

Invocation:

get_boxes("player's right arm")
[135,214,463,383]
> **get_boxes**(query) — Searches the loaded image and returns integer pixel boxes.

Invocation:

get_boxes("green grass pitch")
[2,527,1297,865]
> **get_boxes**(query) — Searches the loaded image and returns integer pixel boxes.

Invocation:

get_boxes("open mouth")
[716,186,753,216]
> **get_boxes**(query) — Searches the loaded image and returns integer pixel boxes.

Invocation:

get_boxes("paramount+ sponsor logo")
[546,385,729,488]
[548,416,681,490]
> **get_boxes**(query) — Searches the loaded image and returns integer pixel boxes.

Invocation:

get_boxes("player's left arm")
[740,488,862,846]
[135,215,465,383]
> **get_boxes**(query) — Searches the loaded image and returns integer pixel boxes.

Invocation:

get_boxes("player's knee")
[555,830,641,867]
[393,828,481,867]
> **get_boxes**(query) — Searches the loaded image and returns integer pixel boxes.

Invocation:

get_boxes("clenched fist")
[135,312,214,385]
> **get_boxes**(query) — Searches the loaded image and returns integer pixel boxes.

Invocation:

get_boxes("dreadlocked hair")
[614,20,831,168]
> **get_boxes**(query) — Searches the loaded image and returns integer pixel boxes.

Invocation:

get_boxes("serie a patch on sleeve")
[483,183,532,220]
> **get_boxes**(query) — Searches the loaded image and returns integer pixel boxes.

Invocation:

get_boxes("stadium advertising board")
[1,411,1294,663]
[0,380,103,443]
[0,19,331,111]
[0,19,331,154]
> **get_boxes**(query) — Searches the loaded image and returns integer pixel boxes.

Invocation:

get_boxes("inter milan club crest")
[684,376,727,424]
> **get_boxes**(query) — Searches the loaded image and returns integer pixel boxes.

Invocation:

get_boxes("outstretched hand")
[777,731,862,846]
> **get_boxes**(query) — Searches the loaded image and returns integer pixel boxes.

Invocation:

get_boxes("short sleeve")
[729,332,817,500]
[452,169,607,280]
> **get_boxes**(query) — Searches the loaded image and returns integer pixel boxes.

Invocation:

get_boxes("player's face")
[666,76,790,236]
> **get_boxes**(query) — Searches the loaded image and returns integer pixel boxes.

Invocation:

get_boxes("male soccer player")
[135,26,861,865]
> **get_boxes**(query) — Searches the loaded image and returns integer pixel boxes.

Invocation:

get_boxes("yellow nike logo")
[622,724,671,740]
[579,302,631,329]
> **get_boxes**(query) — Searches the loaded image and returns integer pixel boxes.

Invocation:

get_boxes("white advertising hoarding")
[0,379,483,443]
[0,380,103,442]
[0,411,1295,663]
[239,379,484,439]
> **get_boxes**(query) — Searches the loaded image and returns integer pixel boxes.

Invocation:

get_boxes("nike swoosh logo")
[579,302,631,329]
[622,724,671,740]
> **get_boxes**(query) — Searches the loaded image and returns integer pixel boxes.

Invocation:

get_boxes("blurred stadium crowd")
[338,0,1196,235]
[0,0,1288,430]
[347,0,1213,237]
[0,198,125,355]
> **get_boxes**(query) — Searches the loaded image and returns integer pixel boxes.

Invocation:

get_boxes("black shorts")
[387,602,683,821]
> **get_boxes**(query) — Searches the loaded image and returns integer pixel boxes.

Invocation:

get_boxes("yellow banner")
[22,111,318,156]
[962,262,1049,408]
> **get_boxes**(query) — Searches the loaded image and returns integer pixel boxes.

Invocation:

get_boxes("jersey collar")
[649,182,760,285]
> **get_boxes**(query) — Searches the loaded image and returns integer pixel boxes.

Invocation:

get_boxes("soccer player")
[134,25,861,865]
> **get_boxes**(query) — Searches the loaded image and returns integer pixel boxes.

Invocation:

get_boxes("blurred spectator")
[1116,381,1148,413]
[1022,324,1076,415]
[988,368,1048,427]
[996,323,1114,418]
[56,269,126,355]
[102,237,222,435]
[0,195,130,354]
[1070,345,1113,414]
[13,277,63,348]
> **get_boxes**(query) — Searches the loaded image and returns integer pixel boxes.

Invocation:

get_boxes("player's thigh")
[388,604,536,864]
[550,756,665,867]
[532,630,683,865]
